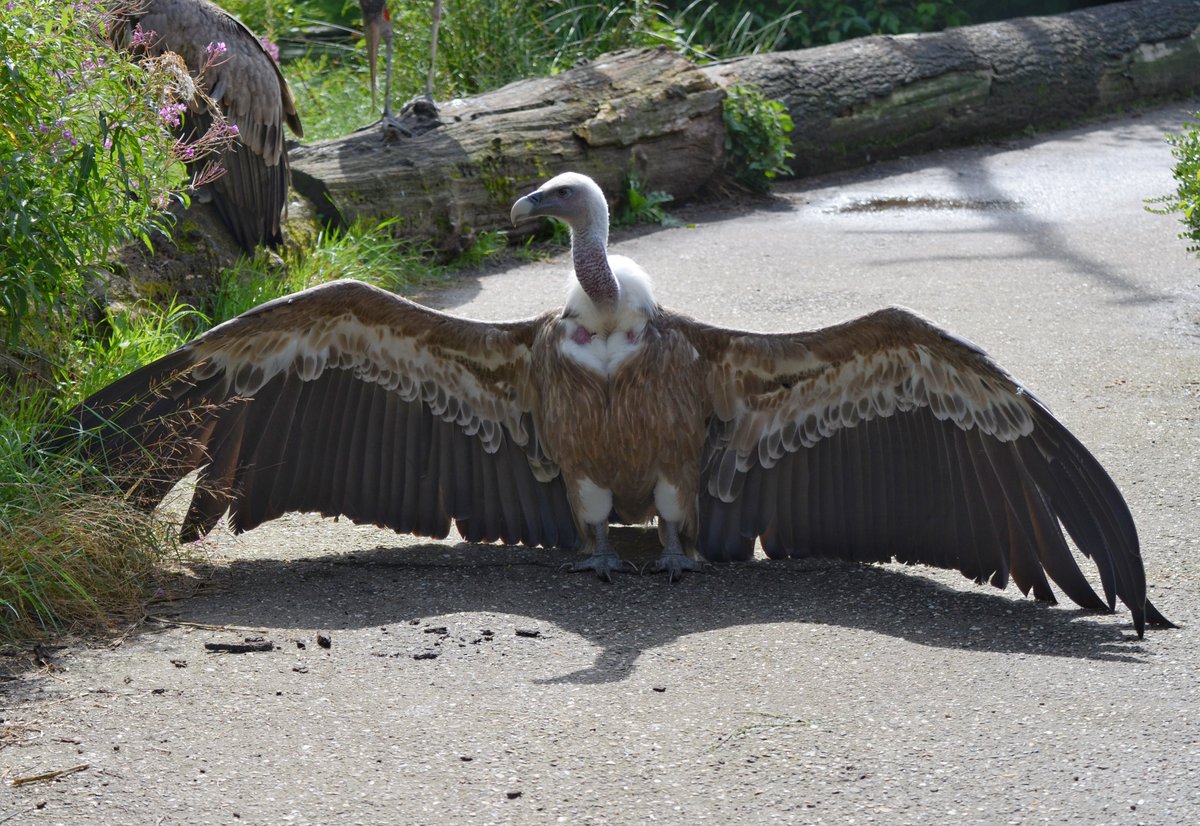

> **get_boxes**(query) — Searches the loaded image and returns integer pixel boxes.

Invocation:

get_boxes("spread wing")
[53,280,578,550]
[684,306,1169,636]
[130,0,304,249]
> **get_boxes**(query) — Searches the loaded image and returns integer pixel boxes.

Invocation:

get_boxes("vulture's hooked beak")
[510,190,543,226]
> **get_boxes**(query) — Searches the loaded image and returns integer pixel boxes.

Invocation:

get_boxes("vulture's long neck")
[571,216,619,308]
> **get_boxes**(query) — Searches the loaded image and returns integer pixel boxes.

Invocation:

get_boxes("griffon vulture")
[114,0,303,250]
[56,172,1171,637]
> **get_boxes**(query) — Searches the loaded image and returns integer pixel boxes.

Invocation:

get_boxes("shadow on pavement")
[166,533,1153,686]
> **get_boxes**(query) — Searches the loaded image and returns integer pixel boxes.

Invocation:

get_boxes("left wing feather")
[50,280,579,551]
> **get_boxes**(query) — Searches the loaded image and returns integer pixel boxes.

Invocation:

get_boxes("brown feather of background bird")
[53,173,1173,638]
[115,0,303,250]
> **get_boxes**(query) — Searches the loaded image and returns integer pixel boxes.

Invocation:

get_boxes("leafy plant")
[207,220,454,324]
[0,0,230,349]
[1148,115,1200,254]
[619,173,682,227]
[721,84,795,192]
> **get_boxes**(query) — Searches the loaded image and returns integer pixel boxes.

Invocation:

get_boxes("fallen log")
[288,48,725,252]
[702,0,1200,176]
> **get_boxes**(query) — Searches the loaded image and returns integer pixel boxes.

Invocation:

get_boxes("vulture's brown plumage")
[115,0,303,250]
[55,173,1172,637]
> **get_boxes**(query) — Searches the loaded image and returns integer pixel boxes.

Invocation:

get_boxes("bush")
[722,84,795,192]
[1150,116,1200,254]
[0,0,220,349]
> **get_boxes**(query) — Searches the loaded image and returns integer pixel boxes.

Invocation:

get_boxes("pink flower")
[158,102,186,128]
[130,24,155,50]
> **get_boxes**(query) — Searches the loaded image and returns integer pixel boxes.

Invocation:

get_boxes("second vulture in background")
[56,173,1172,638]
[115,0,303,250]
[358,0,444,133]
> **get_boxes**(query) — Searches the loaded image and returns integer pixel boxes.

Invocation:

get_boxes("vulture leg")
[391,0,443,134]
[426,0,442,101]
[644,520,707,581]
[380,16,395,121]
[565,522,636,582]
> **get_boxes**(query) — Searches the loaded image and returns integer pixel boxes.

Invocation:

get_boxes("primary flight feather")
[57,172,1171,637]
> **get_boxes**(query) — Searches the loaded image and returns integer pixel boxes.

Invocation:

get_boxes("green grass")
[206,219,466,323]
[216,0,819,141]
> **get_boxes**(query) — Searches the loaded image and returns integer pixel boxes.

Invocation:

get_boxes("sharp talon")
[645,554,708,582]
[563,554,635,581]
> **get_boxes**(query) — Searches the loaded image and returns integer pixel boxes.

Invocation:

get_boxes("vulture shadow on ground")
[166,530,1158,686]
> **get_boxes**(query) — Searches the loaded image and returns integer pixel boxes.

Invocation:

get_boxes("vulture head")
[511,172,632,312]
[511,172,610,245]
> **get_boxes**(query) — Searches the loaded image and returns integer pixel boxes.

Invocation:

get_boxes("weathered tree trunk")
[288,48,725,252]
[702,0,1200,176]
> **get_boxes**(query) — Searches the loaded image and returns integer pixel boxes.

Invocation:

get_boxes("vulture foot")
[363,98,442,143]
[563,552,637,582]
[376,97,442,143]
[643,551,709,582]
[378,114,415,140]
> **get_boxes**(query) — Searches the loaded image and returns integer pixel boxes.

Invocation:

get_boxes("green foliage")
[1148,115,1200,254]
[216,1,820,140]
[0,0,223,346]
[653,1,805,61]
[619,173,682,227]
[284,53,378,144]
[451,230,510,268]
[434,1,546,96]
[59,299,206,405]
[722,84,795,192]
[660,0,971,50]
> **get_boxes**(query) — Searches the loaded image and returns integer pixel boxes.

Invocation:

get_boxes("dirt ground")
[3,102,1198,825]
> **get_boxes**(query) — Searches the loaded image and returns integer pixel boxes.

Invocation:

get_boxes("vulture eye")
[557,186,571,198]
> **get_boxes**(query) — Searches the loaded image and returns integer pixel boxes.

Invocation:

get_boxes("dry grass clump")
[0,462,181,645]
